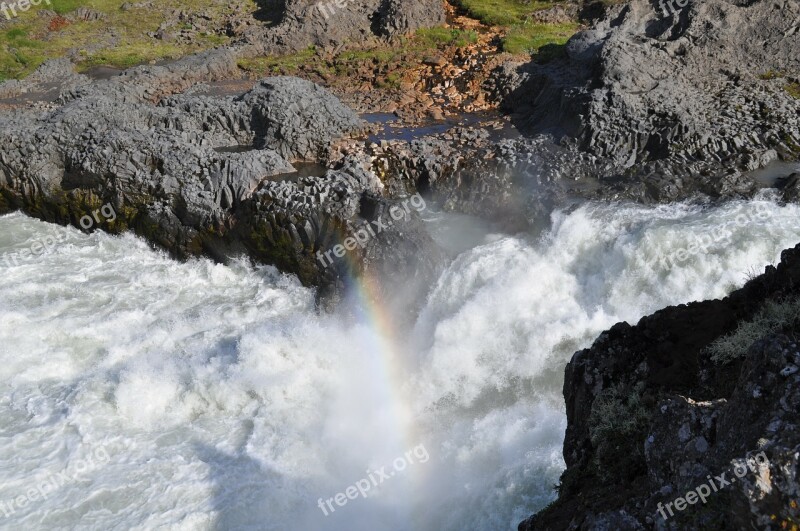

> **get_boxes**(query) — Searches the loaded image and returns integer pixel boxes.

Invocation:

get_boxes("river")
[1,194,799,530]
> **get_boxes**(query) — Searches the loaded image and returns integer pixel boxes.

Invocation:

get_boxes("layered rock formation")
[245,0,446,52]
[1,0,797,294]
[493,0,800,198]
[327,0,800,232]
[521,244,800,529]
[0,57,439,299]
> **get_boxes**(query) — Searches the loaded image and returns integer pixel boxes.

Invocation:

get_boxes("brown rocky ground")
[237,2,531,124]
[2,1,583,127]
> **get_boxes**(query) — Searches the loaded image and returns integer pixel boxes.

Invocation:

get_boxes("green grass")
[238,46,320,75]
[336,48,399,63]
[707,298,800,365]
[503,21,579,57]
[588,382,650,472]
[785,82,800,100]
[757,71,800,99]
[0,25,45,80]
[452,0,580,57]
[453,0,557,26]
[0,0,581,83]
[416,27,479,48]
[78,43,192,70]
[759,70,785,80]
[49,0,100,15]
[238,28,480,83]
[0,0,248,81]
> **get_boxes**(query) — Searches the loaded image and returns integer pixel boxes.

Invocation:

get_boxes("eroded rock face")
[496,0,800,184]
[0,58,90,101]
[338,117,768,235]
[0,58,440,296]
[246,0,446,53]
[522,244,800,530]
[333,0,800,231]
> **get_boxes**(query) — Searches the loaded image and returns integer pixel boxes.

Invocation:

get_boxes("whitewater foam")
[1,196,800,530]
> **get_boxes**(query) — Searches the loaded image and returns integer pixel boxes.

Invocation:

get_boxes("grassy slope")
[1,0,581,82]
[453,0,580,56]
[237,28,480,86]
[0,0,237,80]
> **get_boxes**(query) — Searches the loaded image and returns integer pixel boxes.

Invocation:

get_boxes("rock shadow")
[253,0,286,27]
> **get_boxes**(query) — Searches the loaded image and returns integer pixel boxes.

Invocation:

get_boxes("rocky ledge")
[491,0,800,199]
[243,0,446,53]
[331,0,800,232]
[0,56,440,301]
[1,0,798,298]
[522,244,800,530]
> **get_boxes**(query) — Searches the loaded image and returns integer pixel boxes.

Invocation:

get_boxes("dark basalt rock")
[492,0,800,184]
[339,0,800,231]
[342,120,772,236]
[0,57,441,297]
[239,77,366,160]
[374,0,447,37]
[778,172,800,203]
[244,0,446,53]
[521,244,800,529]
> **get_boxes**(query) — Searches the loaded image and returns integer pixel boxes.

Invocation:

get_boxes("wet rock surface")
[0,58,440,297]
[0,0,797,298]
[521,244,800,530]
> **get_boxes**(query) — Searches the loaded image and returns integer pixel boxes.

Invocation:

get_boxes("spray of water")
[1,195,799,530]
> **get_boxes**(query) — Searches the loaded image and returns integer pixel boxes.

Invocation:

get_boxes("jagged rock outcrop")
[375,0,447,36]
[331,0,800,230]
[494,0,800,187]
[339,118,770,233]
[245,0,446,53]
[339,128,604,230]
[0,58,89,101]
[0,58,440,296]
[521,244,800,529]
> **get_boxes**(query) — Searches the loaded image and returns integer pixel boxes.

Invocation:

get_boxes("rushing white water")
[2,195,800,530]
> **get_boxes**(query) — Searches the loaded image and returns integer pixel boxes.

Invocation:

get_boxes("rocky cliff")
[494,0,800,198]
[510,3,800,526]
[0,56,440,301]
[521,243,800,529]
[1,0,797,298]
[334,0,800,234]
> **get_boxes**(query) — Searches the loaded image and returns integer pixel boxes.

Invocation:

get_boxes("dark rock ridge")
[521,243,800,529]
[244,0,446,53]
[0,58,440,298]
[339,118,772,234]
[1,0,796,295]
[0,49,242,103]
[492,0,800,195]
[338,127,603,231]
[335,0,800,231]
